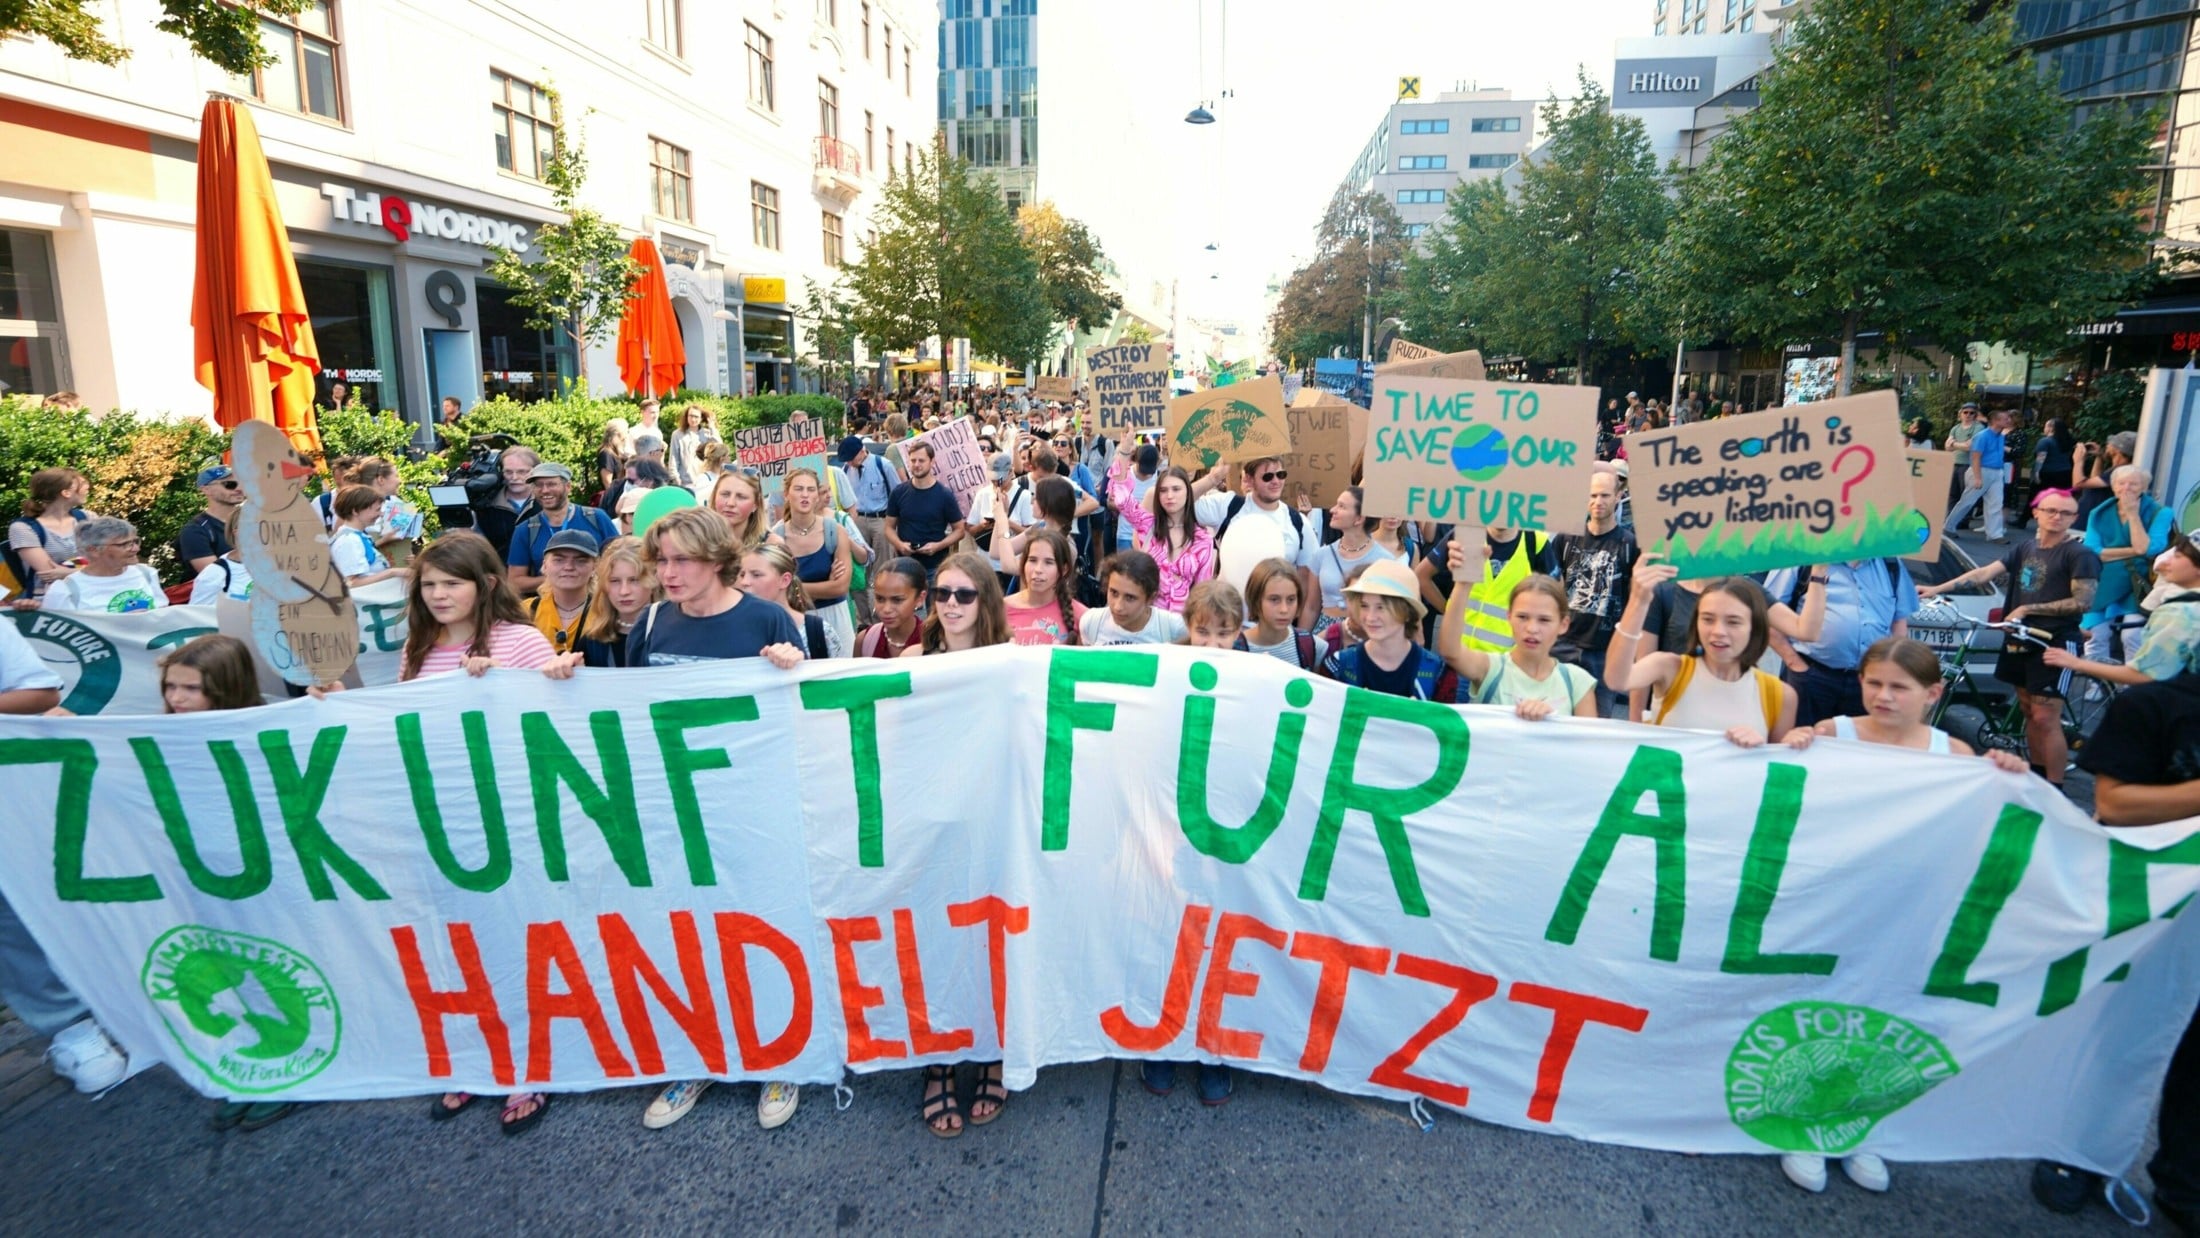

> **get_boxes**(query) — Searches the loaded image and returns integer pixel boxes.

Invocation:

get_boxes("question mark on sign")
[1831,445,1875,515]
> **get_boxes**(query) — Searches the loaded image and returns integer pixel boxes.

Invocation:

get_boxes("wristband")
[1618,628,1645,641]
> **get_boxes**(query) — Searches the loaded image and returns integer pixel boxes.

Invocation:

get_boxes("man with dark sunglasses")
[177,463,244,574]
[1194,454,1320,622]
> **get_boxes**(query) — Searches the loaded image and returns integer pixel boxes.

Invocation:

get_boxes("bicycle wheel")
[1947,705,2027,759]
[2063,681,2119,757]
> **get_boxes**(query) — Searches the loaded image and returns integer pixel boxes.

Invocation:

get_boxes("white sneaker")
[642,1079,711,1129]
[1781,1153,1829,1193]
[757,1081,799,1129]
[1842,1154,1891,1192]
[46,1019,128,1095]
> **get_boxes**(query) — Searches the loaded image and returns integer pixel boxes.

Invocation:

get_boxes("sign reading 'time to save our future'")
[1359,376,1597,534]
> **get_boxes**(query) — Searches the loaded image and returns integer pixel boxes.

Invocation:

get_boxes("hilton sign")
[1627,70,1703,93]
[1611,56,1724,109]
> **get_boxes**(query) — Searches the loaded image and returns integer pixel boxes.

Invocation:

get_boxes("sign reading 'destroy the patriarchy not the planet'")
[1627,392,1923,577]
[1361,376,1597,533]
[1086,343,1172,433]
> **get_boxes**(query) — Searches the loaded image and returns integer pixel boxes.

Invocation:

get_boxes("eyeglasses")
[930,586,981,605]
[104,538,141,548]
[1257,471,1289,482]
[2037,507,2078,517]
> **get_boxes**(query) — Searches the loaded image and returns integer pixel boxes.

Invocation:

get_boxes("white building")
[1338,87,1543,240]
[1609,32,1774,170]
[0,0,938,423]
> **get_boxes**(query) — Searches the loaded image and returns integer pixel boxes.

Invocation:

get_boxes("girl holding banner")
[1001,529,1085,647]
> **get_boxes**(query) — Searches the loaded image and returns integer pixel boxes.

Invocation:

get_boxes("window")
[818,78,840,138]
[1469,116,1520,133]
[886,125,897,175]
[746,23,775,110]
[862,2,871,56]
[865,111,875,167]
[1740,14,1754,29]
[1021,118,1037,164]
[966,69,993,116]
[646,0,683,58]
[1397,189,1445,204]
[904,140,914,171]
[752,182,781,250]
[1406,223,1430,238]
[0,230,67,396]
[1003,67,1036,117]
[1004,190,1023,214]
[944,0,973,14]
[904,47,911,96]
[492,71,557,179]
[822,211,845,267]
[816,0,836,24]
[957,117,1012,166]
[1397,155,1447,170]
[883,26,893,79]
[649,139,692,221]
[238,0,342,121]
[1399,119,1450,135]
[993,16,1031,67]
[1003,0,1035,12]
[1467,153,1518,169]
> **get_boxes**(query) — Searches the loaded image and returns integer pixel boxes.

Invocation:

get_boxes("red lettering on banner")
[390,922,516,1087]
[947,894,1030,1048]
[1099,904,1213,1052]
[1367,953,1499,1107]
[1287,931,1392,1072]
[1508,981,1650,1122]
[524,921,636,1083]
[600,912,727,1076]
[714,912,813,1071]
[893,908,975,1056]
[1196,912,1289,1059]
[828,915,909,1062]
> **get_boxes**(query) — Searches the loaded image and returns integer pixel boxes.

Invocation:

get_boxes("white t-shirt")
[966,483,1007,571]
[1193,492,1315,566]
[45,564,166,613]
[0,619,62,691]
[329,526,389,579]
[188,556,255,604]
[1080,606,1187,646]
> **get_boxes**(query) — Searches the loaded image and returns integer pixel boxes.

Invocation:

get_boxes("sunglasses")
[215,479,241,490]
[1257,470,1289,482]
[930,586,981,605]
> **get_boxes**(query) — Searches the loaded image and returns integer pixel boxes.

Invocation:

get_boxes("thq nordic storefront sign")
[318,183,532,254]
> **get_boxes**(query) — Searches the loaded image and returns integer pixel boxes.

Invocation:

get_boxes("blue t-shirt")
[626,594,804,666]
[508,505,621,574]
[1971,427,2005,472]
[885,480,965,554]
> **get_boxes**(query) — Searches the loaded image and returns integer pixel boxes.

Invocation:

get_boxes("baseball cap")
[838,434,863,463]
[1960,402,1979,412]
[990,453,1013,481]
[196,464,235,486]
[527,462,574,482]
[544,528,602,558]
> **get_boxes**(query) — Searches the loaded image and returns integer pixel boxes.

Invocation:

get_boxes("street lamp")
[1185,105,1216,125]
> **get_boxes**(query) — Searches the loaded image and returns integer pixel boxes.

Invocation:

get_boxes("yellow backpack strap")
[1652,654,1696,727]
[1756,669,1782,731]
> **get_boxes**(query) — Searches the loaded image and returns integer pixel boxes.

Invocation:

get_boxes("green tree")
[1018,202,1123,334]
[1658,0,2158,395]
[1268,189,1409,362]
[840,146,1052,373]
[1117,320,1160,346]
[483,99,639,390]
[1395,178,1512,354]
[794,278,859,398]
[4,0,306,73]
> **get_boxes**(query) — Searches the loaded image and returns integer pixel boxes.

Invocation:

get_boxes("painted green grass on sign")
[1657,504,1928,577]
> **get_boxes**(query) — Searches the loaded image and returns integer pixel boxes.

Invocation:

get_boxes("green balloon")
[632,485,698,536]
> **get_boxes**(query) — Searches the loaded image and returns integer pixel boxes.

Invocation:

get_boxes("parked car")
[1904,542,2002,665]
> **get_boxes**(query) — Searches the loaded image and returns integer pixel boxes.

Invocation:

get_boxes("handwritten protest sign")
[1387,337,1440,363]
[232,421,357,687]
[1087,343,1172,433]
[1234,396,1354,507]
[1165,375,1293,471]
[1361,376,1596,532]
[1906,449,1958,562]
[1627,391,1922,577]
[734,417,830,497]
[1033,375,1075,403]
[1378,348,1487,382]
[905,416,988,513]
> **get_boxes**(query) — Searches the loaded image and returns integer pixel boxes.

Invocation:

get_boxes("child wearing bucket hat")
[1317,558,1463,702]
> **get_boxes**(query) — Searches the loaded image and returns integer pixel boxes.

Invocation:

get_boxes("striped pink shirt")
[405,621,557,681]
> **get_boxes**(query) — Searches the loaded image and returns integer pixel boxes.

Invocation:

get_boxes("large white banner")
[1,646,2194,1175]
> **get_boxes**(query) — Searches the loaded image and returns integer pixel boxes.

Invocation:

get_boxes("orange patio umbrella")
[616,237,686,399]
[190,96,322,458]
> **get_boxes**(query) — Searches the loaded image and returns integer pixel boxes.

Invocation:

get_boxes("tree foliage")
[483,101,639,384]
[1267,190,1409,362]
[794,278,860,396]
[3,0,308,73]
[1658,0,2158,392]
[839,147,1053,369]
[1018,202,1122,334]
[1395,178,1512,355]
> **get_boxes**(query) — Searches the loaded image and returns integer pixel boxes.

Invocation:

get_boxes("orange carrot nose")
[278,460,315,480]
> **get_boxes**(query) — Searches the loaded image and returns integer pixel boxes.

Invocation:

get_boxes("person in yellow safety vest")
[1429,526,1558,653]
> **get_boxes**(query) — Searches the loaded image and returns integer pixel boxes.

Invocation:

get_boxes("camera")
[430,432,520,532]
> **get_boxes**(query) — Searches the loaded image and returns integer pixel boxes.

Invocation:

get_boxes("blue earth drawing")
[1449,423,1509,482]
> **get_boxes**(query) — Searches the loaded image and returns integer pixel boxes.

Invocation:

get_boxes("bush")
[0,397,223,582]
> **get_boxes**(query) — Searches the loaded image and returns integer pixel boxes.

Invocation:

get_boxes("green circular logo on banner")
[141,926,341,1094]
[1726,1002,1958,1154]
[11,612,123,715]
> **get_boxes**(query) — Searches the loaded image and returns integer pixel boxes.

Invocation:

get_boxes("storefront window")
[0,229,69,397]
[297,259,397,411]
[478,280,574,400]
[744,310,793,394]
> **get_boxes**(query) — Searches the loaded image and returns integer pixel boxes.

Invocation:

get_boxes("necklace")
[785,515,820,537]
[1340,531,1372,555]
[882,624,914,654]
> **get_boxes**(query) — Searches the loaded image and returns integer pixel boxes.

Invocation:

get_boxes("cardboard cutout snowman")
[232,421,358,686]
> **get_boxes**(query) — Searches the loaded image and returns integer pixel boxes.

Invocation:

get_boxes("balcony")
[814,135,863,205]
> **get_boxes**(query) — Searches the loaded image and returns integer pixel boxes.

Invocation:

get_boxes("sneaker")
[2032,1160,2100,1214]
[46,1019,127,1095]
[757,1081,799,1129]
[1140,1061,1177,1096]
[1781,1154,1829,1193]
[1841,1154,1891,1192]
[1196,1064,1234,1107]
[643,1079,712,1129]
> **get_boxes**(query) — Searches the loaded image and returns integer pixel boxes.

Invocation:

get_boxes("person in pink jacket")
[1108,444,1214,612]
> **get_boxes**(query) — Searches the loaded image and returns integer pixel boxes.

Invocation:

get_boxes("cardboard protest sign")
[1905,449,1958,563]
[1386,337,1439,363]
[734,417,831,498]
[1361,376,1597,532]
[1232,397,1354,508]
[904,416,988,513]
[1086,343,1171,433]
[231,420,357,687]
[1378,348,1487,381]
[1165,376,1293,471]
[1627,391,1923,577]
[1033,375,1075,403]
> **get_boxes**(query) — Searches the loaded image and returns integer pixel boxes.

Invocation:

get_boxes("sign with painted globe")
[1164,375,1293,470]
[1361,376,1599,534]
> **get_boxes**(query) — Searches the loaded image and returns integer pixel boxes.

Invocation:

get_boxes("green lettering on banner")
[396,712,512,893]
[1179,666,1312,863]
[523,710,651,887]
[2038,834,2200,1016]
[0,738,159,903]
[1922,803,2043,1006]
[1297,689,1469,918]
[797,675,912,868]
[1042,649,1159,852]
[1720,763,1836,976]
[1545,745,1688,961]
[132,737,272,901]
[651,696,766,884]
[260,726,389,902]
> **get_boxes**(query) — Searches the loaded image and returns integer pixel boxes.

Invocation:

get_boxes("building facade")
[1610,32,1773,170]
[1339,88,1541,239]
[938,0,1038,212]
[0,0,937,424]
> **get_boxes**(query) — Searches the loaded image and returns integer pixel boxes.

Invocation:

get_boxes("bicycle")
[1911,597,2117,768]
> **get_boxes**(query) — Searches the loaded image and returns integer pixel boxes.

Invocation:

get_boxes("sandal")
[500,1092,551,1137]
[919,1065,962,1138]
[428,1092,476,1122]
[968,1062,1008,1127]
